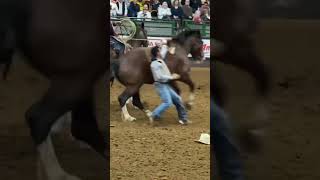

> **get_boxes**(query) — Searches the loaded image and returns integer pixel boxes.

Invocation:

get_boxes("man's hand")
[171,73,180,80]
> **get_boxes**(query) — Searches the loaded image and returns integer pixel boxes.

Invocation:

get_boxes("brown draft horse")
[112,30,204,121]
[0,0,108,179]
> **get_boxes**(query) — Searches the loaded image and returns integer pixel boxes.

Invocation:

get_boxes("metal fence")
[111,17,210,39]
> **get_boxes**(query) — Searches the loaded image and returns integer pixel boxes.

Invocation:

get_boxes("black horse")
[0,0,108,179]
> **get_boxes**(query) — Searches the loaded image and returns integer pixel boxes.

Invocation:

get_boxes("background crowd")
[110,0,210,24]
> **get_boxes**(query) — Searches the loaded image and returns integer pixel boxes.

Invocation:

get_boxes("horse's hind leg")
[26,79,91,180]
[118,86,139,122]
[71,92,106,158]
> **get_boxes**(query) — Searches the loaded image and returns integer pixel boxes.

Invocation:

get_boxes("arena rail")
[111,17,210,39]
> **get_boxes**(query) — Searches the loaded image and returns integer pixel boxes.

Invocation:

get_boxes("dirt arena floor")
[110,68,210,180]
[216,20,320,180]
[0,60,107,179]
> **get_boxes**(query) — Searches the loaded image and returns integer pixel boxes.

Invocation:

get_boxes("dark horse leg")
[169,81,181,95]
[211,62,228,108]
[71,90,106,158]
[132,91,152,115]
[178,73,196,110]
[118,85,141,121]
[26,79,98,180]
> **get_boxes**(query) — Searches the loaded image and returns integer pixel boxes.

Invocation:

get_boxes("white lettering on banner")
[147,37,210,58]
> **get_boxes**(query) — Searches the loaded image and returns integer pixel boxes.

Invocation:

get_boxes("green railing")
[183,20,210,38]
[111,17,210,38]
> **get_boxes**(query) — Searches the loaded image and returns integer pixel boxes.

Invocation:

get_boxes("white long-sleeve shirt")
[137,11,152,20]
[150,59,173,83]
[157,7,171,19]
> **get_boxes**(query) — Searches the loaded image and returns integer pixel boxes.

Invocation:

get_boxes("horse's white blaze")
[160,45,168,59]
[121,105,136,121]
[37,136,81,180]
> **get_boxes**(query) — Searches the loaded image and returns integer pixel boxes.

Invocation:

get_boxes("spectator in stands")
[193,9,202,24]
[115,0,128,17]
[190,0,201,13]
[171,0,184,20]
[136,0,145,11]
[181,0,193,19]
[151,0,161,17]
[158,2,172,19]
[159,0,172,8]
[110,0,118,17]
[137,4,152,20]
[124,0,131,6]
[127,0,140,17]
[200,1,210,21]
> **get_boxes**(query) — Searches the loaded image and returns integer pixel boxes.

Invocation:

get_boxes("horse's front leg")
[26,80,90,180]
[71,93,107,158]
[179,73,195,110]
[118,86,140,122]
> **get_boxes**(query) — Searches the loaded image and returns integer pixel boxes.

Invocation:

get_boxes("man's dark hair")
[151,46,160,59]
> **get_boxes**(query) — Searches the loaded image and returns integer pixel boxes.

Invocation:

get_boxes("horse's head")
[172,30,204,61]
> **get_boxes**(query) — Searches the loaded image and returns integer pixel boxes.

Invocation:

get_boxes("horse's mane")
[172,30,202,45]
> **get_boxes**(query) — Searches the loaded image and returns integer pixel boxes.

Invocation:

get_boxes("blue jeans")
[211,100,245,180]
[152,82,188,121]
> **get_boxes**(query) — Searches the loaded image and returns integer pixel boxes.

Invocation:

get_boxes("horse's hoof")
[185,103,192,110]
[127,116,136,122]
[145,109,152,115]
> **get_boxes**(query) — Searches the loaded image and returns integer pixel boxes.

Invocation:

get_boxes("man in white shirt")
[147,46,190,125]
